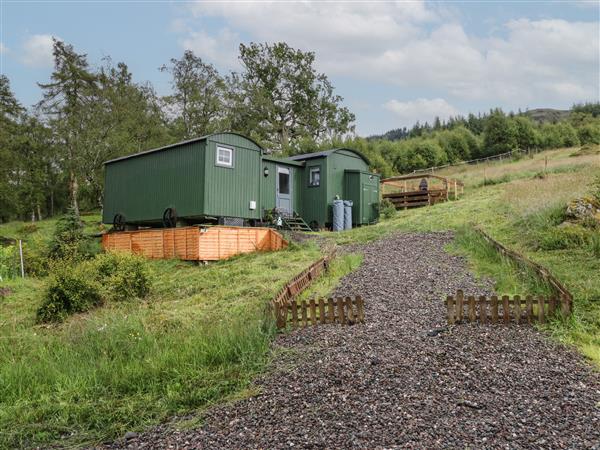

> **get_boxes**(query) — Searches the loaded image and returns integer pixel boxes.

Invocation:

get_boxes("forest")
[1,37,599,222]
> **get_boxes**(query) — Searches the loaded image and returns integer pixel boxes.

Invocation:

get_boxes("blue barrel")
[343,200,353,230]
[332,199,344,231]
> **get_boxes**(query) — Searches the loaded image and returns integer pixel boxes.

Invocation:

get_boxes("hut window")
[309,167,320,187]
[216,146,234,167]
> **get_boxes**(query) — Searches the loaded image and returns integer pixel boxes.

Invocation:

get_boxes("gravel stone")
[105,232,600,449]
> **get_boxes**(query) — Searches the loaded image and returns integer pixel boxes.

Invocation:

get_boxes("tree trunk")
[70,170,80,215]
[37,204,43,221]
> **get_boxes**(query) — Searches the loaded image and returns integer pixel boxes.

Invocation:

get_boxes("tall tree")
[229,42,355,152]
[482,110,518,156]
[80,59,171,208]
[37,39,99,215]
[0,75,25,221]
[160,51,226,140]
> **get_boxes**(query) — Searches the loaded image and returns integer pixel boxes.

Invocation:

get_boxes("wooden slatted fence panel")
[445,290,572,325]
[274,296,364,329]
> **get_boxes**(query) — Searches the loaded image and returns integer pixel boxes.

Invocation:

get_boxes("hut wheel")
[162,207,177,228]
[113,213,125,232]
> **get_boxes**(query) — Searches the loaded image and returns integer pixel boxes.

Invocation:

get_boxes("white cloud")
[0,42,7,54]
[172,2,599,117]
[180,28,239,68]
[384,98,460,127]
[20,34,58,68]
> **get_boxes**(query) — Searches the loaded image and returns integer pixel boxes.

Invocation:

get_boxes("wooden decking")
[383,188,447,209]
[381,174,464,210]
[101,226,288,261]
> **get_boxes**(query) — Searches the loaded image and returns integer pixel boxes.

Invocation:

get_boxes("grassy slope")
[1,146,598,447]
[0,215,362,448]
[332,146,600,365]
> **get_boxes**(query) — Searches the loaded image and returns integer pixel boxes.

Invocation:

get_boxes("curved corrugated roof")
[104,132,264,165]
[287,148,370,165]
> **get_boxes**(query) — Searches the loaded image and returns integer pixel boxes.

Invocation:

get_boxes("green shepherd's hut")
[102,133,380,230]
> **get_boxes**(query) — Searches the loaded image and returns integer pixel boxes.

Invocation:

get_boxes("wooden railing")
[275,296,364,329]
[270,251,365,329]
[445,290,572,325]
[383,189,447,209]
[473,227,573,303]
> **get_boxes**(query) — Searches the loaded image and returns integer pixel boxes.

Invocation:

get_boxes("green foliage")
[92,252,152,301]
[21,235,51,277]
[37,262,102,322]
[483,111,518,156]
[231,42,355,152]
[578,122,600,145]
[513,116,539,150]
[0,245,19,281]
[48,206,84,260]
[37,251,152,322]
[159,51,226,140]
[379,198,396,219]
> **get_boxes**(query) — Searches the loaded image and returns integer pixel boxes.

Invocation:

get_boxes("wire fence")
[411,147,535,175]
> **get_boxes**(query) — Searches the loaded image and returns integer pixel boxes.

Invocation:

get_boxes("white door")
[276,166,292,215]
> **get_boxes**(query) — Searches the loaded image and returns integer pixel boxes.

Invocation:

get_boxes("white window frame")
[216,145,234,168]
[309,166,320,187]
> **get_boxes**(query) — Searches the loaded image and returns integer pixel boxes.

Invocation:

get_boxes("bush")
[37,263,102,322]
[379,199,396,219]
[48,206,84,260]
[92,252,152,301]
[37,252,152,322]
[577,123,600,145]
[22,235,50,276]
[0,245,19,281]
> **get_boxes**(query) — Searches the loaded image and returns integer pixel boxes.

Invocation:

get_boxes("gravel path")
[113,232,600,449]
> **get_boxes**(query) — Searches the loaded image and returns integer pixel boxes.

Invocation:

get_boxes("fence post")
[18,239,25,278]
[447,295,455,324]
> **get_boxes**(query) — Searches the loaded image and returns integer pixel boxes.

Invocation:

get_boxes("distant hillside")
[523,108,570,123]
[369,107,574,142]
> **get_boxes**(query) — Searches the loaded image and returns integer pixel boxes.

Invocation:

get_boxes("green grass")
[0,217,334,448]
[296,253,363,301]
[1,145,598,447]
[340,146,600,367]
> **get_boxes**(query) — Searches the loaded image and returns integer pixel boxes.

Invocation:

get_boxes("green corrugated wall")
[298,157,328,227]
[102,141,205,224]
[203,136,261,220]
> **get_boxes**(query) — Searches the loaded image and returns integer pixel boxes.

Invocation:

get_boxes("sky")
[1,0,599,136]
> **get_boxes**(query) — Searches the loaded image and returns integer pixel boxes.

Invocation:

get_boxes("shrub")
[577,123,600,145]
[48,207,84,260]
[0,245,19,281]
[379,199,396,219]
[36,252,152,322]
[92,252,152,301]
[37,263,102,323]
[22,235,50,276]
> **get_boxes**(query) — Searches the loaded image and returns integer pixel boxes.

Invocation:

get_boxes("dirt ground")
[110,232,600,449]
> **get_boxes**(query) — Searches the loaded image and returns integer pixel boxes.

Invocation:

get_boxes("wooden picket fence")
[275,296,364,329]
[270,250,366,329]
[446,290,572,325]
